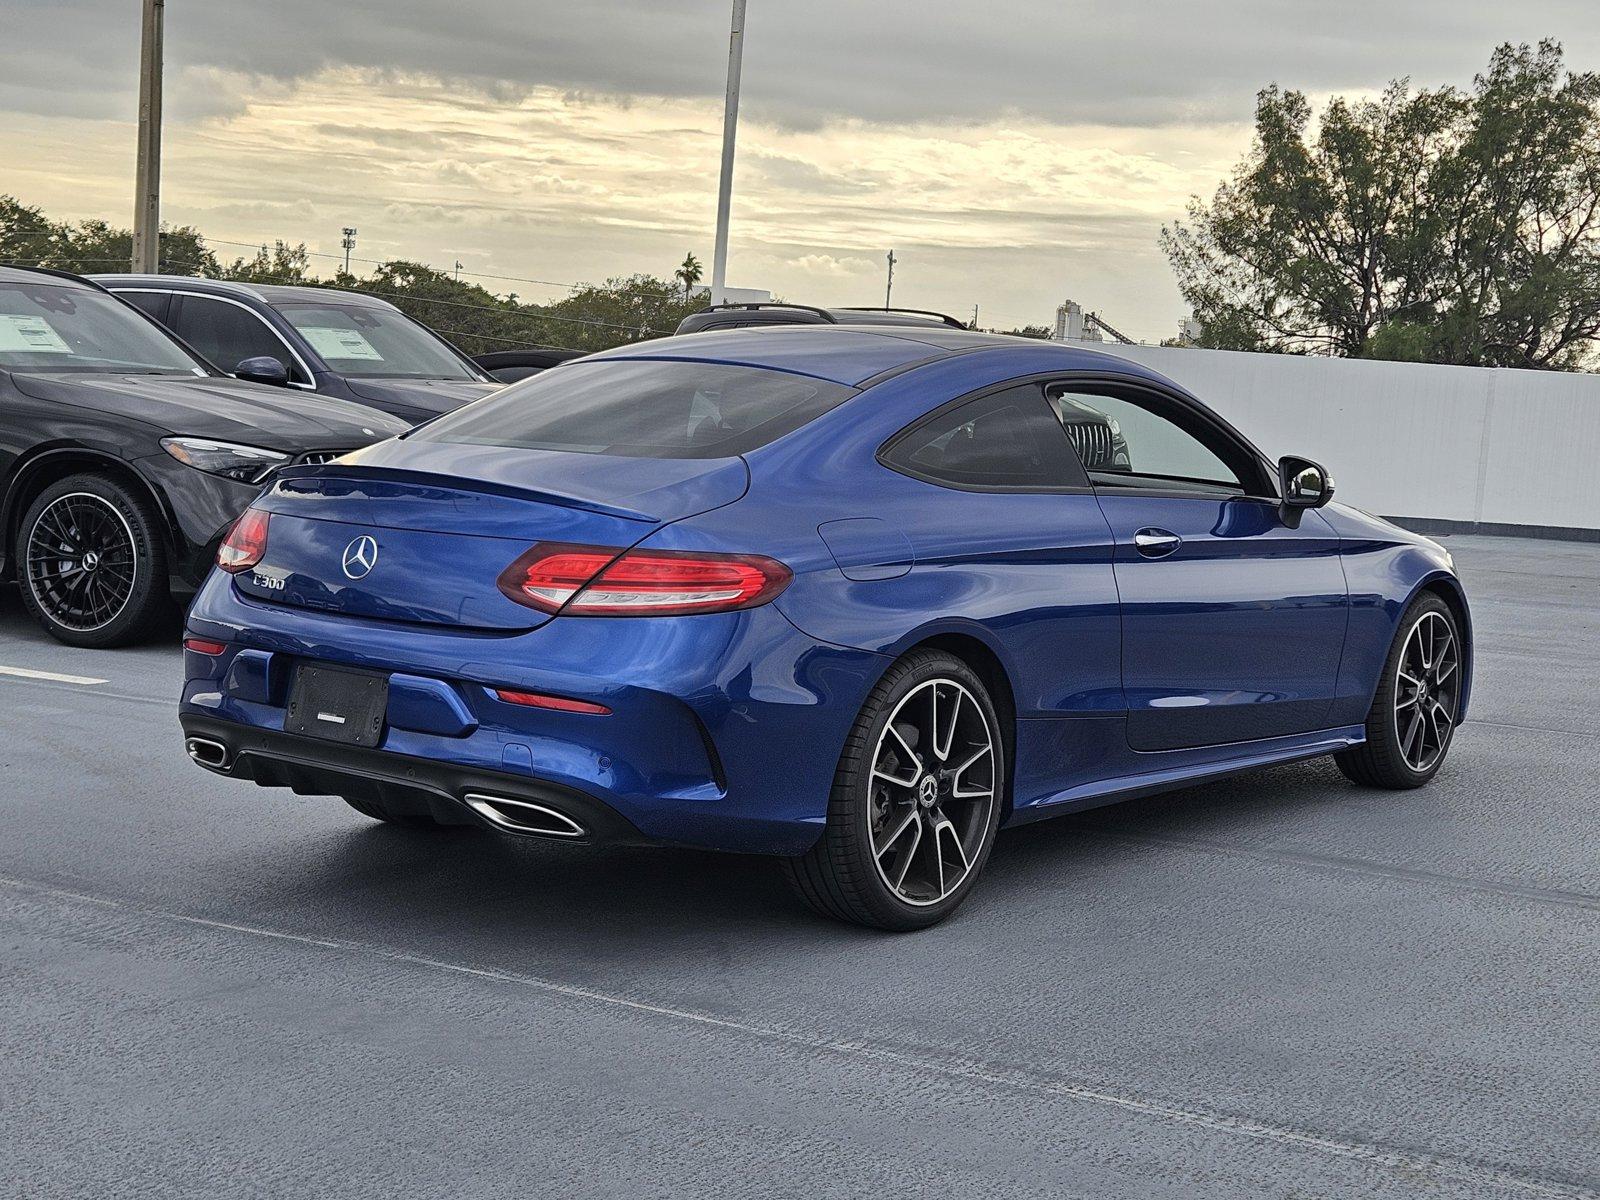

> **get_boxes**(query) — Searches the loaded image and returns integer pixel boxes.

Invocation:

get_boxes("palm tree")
[675,252,704,300]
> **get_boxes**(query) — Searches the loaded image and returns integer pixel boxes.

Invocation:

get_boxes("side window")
[1048,386,1252,495]
[175,296,304,381]
[117,291,171,325]
[882,385,1088,490]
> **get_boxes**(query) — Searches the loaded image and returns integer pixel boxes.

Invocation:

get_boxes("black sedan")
[0,267,407,647]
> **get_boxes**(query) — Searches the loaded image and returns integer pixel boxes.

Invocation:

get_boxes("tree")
[2,194,713,355]
[1163,41,1600,368]
[675,252,704,299]
[219,241,313,285]
[345,260,557,357]
[0,195,218,277]
[1001,324,1053,340]
[0,196,64,266]
[1422,42,1600,367]
[540,274,708,352]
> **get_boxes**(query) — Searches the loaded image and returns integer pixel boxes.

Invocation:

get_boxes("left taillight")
[217,507,270,574]
[497,541,792,617]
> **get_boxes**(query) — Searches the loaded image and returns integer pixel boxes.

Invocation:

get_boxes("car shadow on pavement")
[257,755,1350,947]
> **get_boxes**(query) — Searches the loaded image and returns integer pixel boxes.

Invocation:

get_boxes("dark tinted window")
[417,360,856,459]
[117,290,170,324]
[176,296,304,380]
[882,385,1088,490]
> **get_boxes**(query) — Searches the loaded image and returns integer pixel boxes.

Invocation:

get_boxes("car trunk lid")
[239,444,748,631]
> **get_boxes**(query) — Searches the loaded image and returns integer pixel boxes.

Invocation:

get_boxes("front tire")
[784,650,1005,930]
[1335,593,1463,789]
[18,473,173,648]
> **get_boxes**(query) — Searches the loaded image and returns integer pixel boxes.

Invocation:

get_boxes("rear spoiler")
[269,461,659,524]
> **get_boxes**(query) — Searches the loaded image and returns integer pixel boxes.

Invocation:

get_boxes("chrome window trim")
[108,287,318,391]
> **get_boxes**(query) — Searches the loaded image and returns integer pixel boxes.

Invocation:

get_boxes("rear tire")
[18,472,174,648]
[342,795,446,829]
[1335,593,1463,789]
[783,650,1005,931]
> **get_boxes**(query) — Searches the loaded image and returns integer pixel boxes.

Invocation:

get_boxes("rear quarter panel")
[667,351,1126,720]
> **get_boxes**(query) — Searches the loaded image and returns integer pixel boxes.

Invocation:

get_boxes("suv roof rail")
[833,307,970,329]
[701,302,839,323]
[0,263,109,293]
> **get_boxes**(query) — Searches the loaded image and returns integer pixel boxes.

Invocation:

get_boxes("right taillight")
[217,507,270,573]
[497,541,791,617]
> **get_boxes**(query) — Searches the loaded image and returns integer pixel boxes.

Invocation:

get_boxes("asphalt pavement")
[1,534,1596,1199]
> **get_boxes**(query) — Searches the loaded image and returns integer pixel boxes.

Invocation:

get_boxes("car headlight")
[161,437,289,485]
[1108,418,1121,437]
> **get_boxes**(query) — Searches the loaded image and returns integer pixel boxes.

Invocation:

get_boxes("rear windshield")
[414,360,856,459]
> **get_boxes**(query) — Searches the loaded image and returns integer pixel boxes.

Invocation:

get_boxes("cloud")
[789,253,878,278]
[0,64,1248,338]
[4,0,1598,129]
[4,0,1596,340]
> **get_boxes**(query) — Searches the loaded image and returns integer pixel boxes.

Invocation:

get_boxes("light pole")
[132,0,165,273]
[708,0,747,306]
[884,249,896,310]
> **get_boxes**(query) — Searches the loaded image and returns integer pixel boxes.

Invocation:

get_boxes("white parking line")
[0,664,109,686]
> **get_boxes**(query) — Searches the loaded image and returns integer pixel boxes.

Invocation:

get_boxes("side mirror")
[234,356,290,387]
[1278,455,1334,527]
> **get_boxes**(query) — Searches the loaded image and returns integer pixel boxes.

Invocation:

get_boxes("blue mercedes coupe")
[180,326,1471,929]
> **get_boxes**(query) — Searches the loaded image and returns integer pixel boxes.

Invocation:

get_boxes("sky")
[1,1,1596,340]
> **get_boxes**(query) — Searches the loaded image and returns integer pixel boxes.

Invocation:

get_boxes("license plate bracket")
[285,664,389,747]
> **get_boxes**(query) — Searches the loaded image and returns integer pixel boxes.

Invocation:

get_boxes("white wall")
[1077,343,1600,532]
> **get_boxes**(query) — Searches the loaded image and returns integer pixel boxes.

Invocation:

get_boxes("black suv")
[92,275,501,424]
[0,268,407,647]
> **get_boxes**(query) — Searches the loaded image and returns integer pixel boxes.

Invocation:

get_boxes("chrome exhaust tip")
[464,793,587,839]
[185,737,230,769]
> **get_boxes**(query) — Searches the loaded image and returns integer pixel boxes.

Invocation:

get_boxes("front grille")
[258,449,348,485]
[294,450,345,467]
[1063,419,1114,469]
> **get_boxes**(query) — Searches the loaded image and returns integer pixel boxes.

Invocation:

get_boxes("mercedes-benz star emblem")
[341,535,379,580]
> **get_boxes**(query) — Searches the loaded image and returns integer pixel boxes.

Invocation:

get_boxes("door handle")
[1133,528,1182,558]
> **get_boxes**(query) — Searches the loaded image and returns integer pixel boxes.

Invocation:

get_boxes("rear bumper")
[181,713,647,844]
[180,576,891,855]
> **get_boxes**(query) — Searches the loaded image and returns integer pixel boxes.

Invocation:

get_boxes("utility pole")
[340,227,357,275]
[454,260,463,281]
[971,303,979,330]
[132,0,165,273]
[884,250,896,309]
[709,0,747,306]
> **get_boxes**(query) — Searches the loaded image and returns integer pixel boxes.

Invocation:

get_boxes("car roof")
[0,265,101,289]
[90,274,399,312]
[589,324,1155,388]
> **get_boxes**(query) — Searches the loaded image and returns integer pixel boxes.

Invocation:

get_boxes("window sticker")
[0,314,73,354]
[300,325,384,361]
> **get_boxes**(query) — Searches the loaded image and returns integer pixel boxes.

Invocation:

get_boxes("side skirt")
[1005,725,1365,827]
